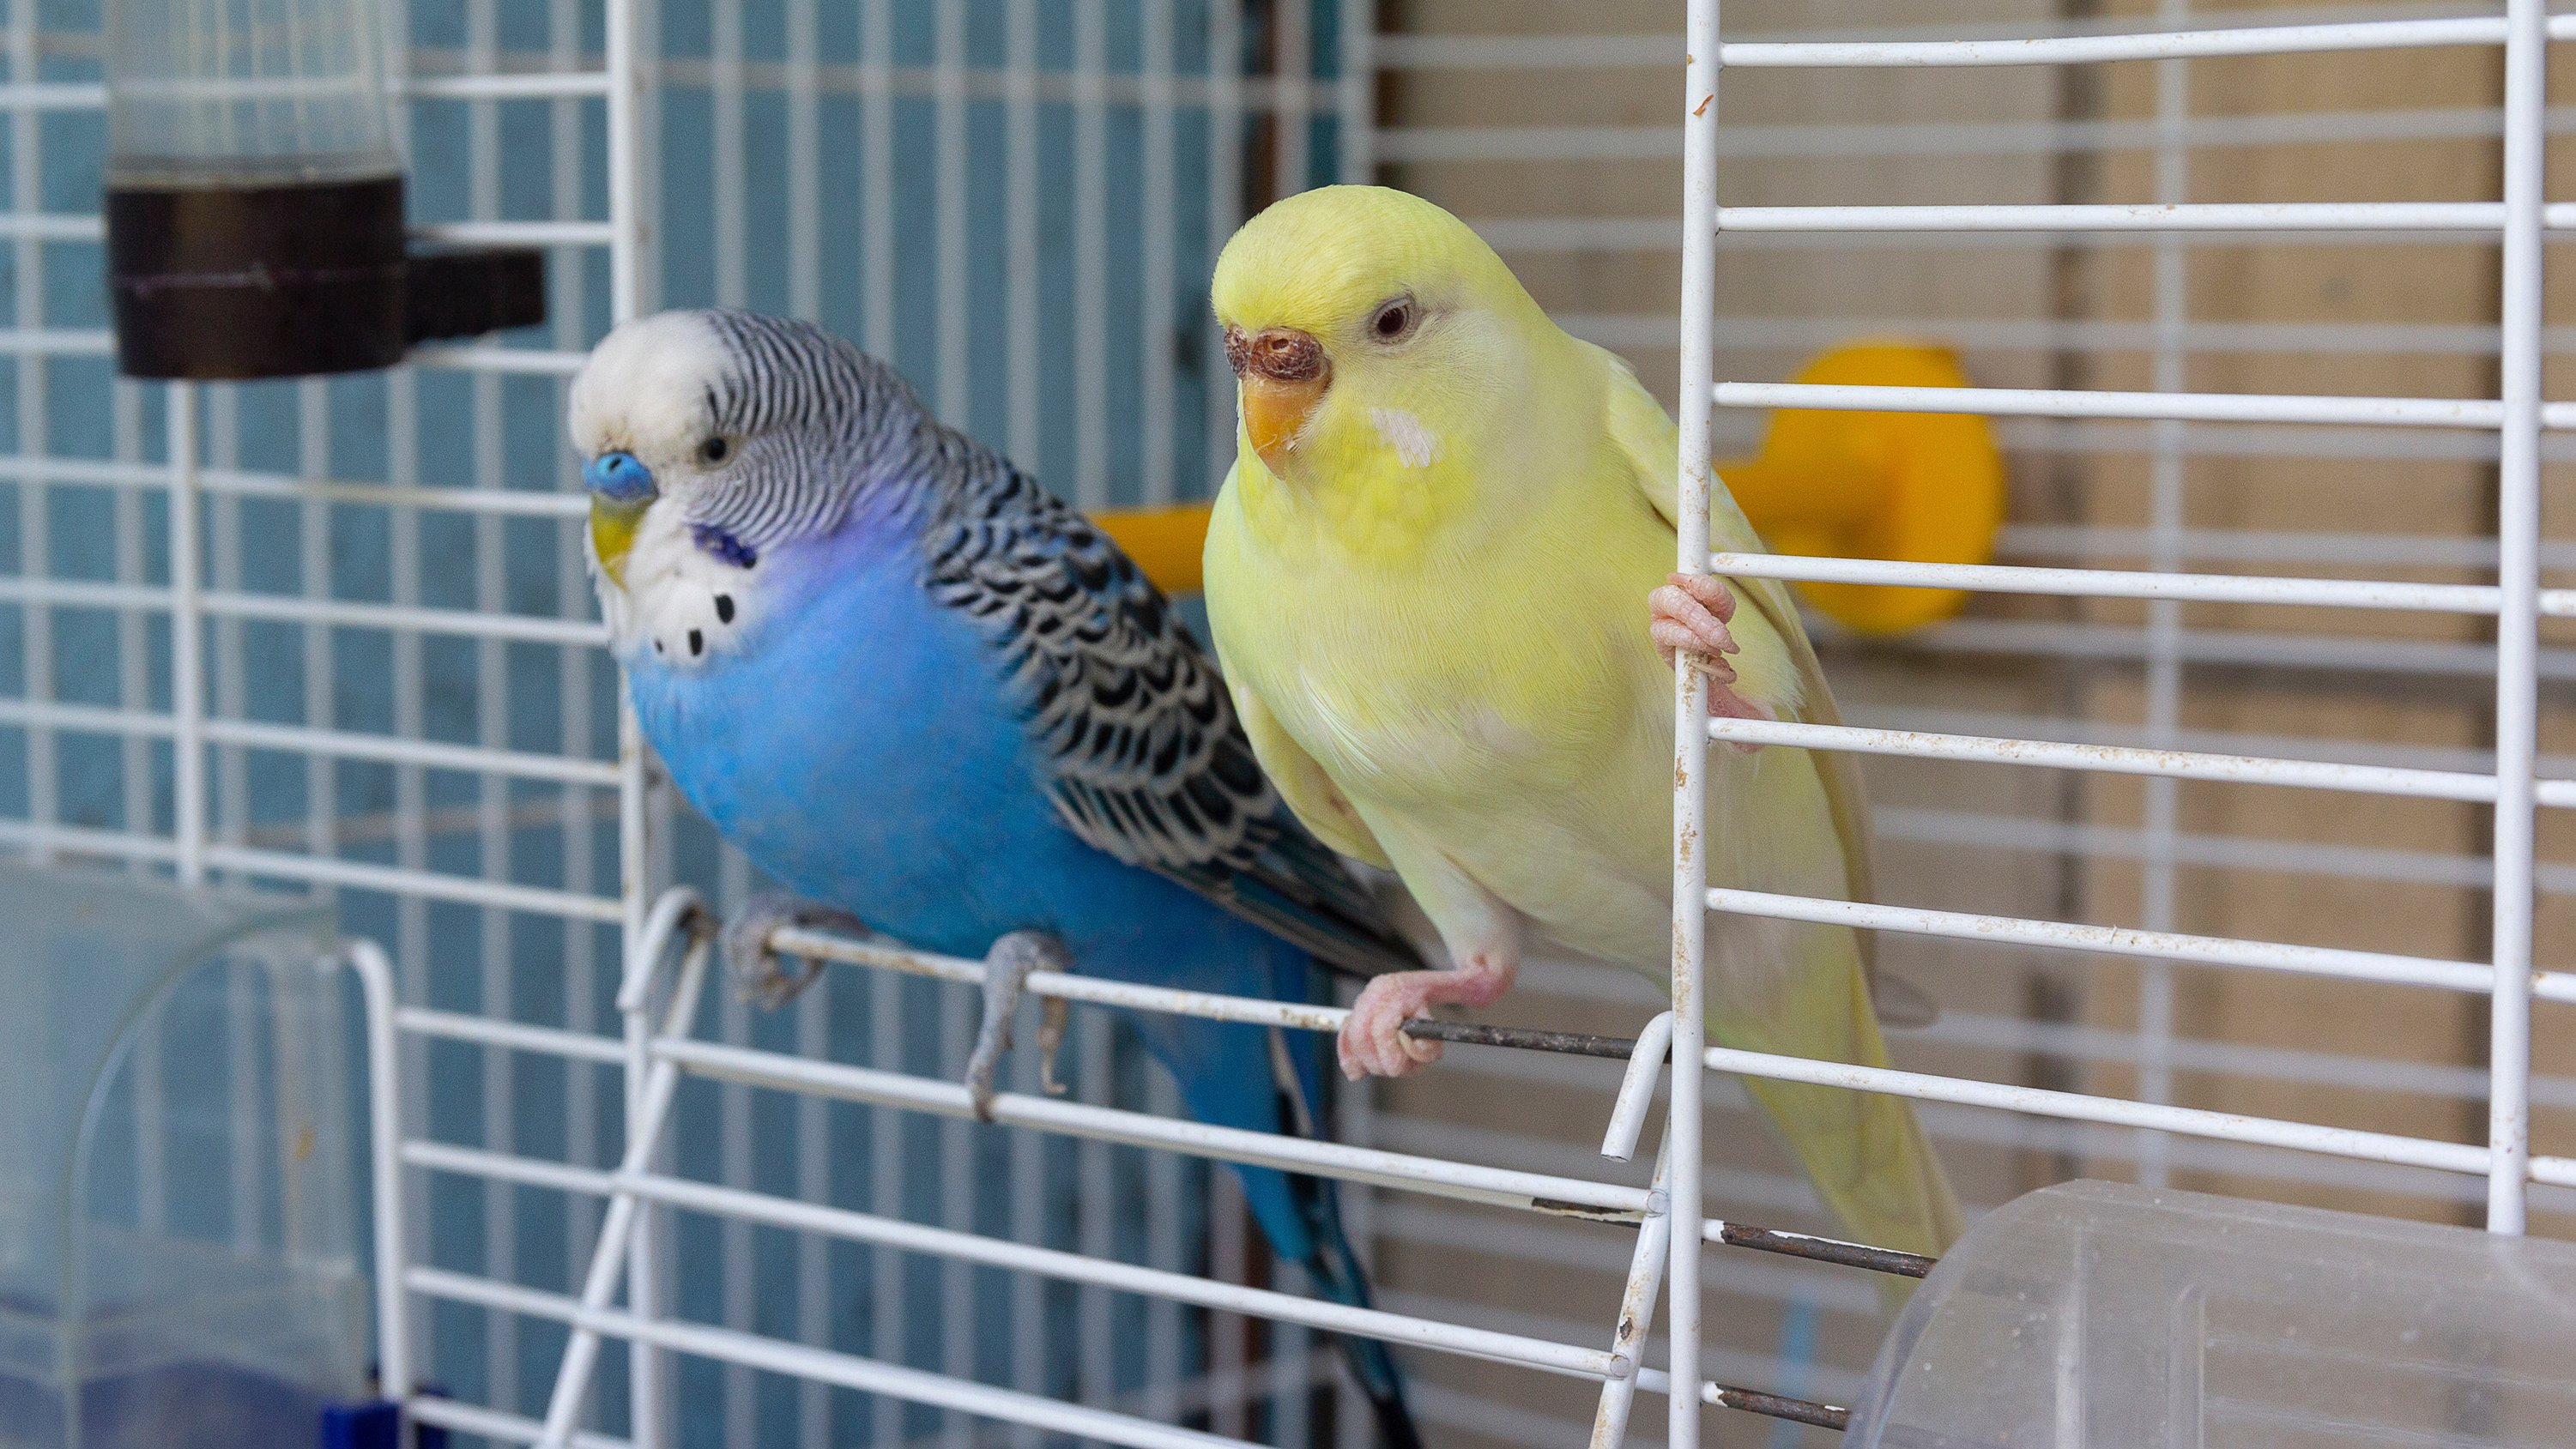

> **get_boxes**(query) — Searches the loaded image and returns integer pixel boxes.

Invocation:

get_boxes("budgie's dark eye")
[698,436,732,465]
[1368,297,1418,343]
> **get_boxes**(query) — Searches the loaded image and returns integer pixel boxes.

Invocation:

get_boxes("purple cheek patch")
[692,522,759,569]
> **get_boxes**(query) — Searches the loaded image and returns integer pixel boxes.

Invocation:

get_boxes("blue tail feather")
[1218,1024,1423,1449]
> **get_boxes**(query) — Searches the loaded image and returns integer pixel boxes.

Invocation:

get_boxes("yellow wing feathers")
[1219,644,1395,872]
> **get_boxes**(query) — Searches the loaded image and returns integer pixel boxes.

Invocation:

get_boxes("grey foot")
[965,932,1073,1121]
[722,893,868,1010]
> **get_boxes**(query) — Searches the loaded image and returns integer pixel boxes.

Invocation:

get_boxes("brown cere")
[1225,323,1326,383]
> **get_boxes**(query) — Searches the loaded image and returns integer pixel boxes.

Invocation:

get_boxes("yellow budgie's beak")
[584,449,657,589]
[1225,324,1331,474]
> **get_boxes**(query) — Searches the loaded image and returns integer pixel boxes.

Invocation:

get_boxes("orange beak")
[1229,326,1331,474]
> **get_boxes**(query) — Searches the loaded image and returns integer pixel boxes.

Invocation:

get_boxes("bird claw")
[1650,571,1739,679]
[1337,957,1519,1081]
[966,931,1073,1120]
[722,893,868,1009]
[1650,572,1770,752]
[1037,998,1072,1097]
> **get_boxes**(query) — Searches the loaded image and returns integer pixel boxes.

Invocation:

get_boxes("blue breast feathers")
[623,518,1309,1005]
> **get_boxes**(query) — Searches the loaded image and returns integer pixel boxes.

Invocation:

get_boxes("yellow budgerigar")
[1200,185,1962,1259]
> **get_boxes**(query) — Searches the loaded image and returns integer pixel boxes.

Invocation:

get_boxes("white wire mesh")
[0,2,1387,1446]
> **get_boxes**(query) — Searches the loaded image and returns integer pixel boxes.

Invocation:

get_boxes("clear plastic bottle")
[104,0,398,189]
[101,0,411,377]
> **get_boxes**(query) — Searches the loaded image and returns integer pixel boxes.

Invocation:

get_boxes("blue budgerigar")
[570,309,1424,1447]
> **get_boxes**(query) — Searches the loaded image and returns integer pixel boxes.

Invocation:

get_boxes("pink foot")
[1648,573,1770,750]
[1337,958,1517,1080]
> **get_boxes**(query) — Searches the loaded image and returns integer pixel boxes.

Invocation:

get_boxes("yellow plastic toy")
[1711,340,2006,635]
[1090,339,2005,637]
[1088,501,1212,595]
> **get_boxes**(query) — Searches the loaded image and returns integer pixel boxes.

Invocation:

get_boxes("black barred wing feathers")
[920,434,1419,982]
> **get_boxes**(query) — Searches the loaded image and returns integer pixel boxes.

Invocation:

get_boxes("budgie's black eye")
[698,436,732,466]
[1368,297,1418,344]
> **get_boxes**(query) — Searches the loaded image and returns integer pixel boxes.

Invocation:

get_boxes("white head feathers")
[567,310,733,468]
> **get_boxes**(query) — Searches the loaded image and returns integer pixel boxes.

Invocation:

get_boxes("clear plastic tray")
[1849,1179,2576,1449]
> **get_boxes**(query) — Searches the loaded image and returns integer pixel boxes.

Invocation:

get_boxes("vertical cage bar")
[118,375,153,876]
[546,0,604,1398]
[206,387,244,854]
[2137,0,2191,1190]
[1075,1011,1116,1419]
[209,383,259,1278]
[1273,0,1309,195]
[1331,1082,1369,1449]
[467,0,523,1407]
[935,0,969,426]
[719,851,757,1448]
[860,0,893,357]
[1206,0,1243,491]
[929,9,980,1444]
[1007,0,1041,471]
[293,372,338,884]
[710,3,759,1435]
[1074,0,1109,508]
[1337,0,1371,183]
[867,960,904,1449]
[118,366,163,1231]
[1002,4,1049,1437]
[606,0,666,1434]
[1208,1172,1249,1443]
[11,0,51,866]
[786,0,819,323]
[1333,9,1375,1435]
[2485,0,2544,1235]
[783,4,828,1443]
[1144,1070,1184,1425]
[1142,0,1176,505]
[795,982,831,1449]
[608,0,645,326]
[938,975,976,1449]
[1668,3,1721,1445]
[375,3,439,1410]
[168,382,205,886]
[350,941,416,1408]
[713,0,747,311]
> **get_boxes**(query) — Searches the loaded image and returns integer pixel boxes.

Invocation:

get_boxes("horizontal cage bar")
[1714,381,2519,428]
[1702,715,2508,801]
[1718,15,2576,68]
[656,1035,1654,1218]
[1696,1041,2493,1174]
[402,1398,630,1449]
[1703,884,2532,996]
[1706,549,2568,616]
[398,1007,629,1065]
[1715,202,2567,232]
[400,1140,1623,1379]
[407,1268,1263,1449]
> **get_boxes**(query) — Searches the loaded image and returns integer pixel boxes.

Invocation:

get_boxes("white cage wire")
[2,2,2572,1449]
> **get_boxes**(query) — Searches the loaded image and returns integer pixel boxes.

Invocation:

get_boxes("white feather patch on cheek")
[1367,407,1442,469]
[599,503,763,670]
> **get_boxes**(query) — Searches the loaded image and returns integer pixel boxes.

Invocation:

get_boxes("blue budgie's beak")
[585,450,655,586]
